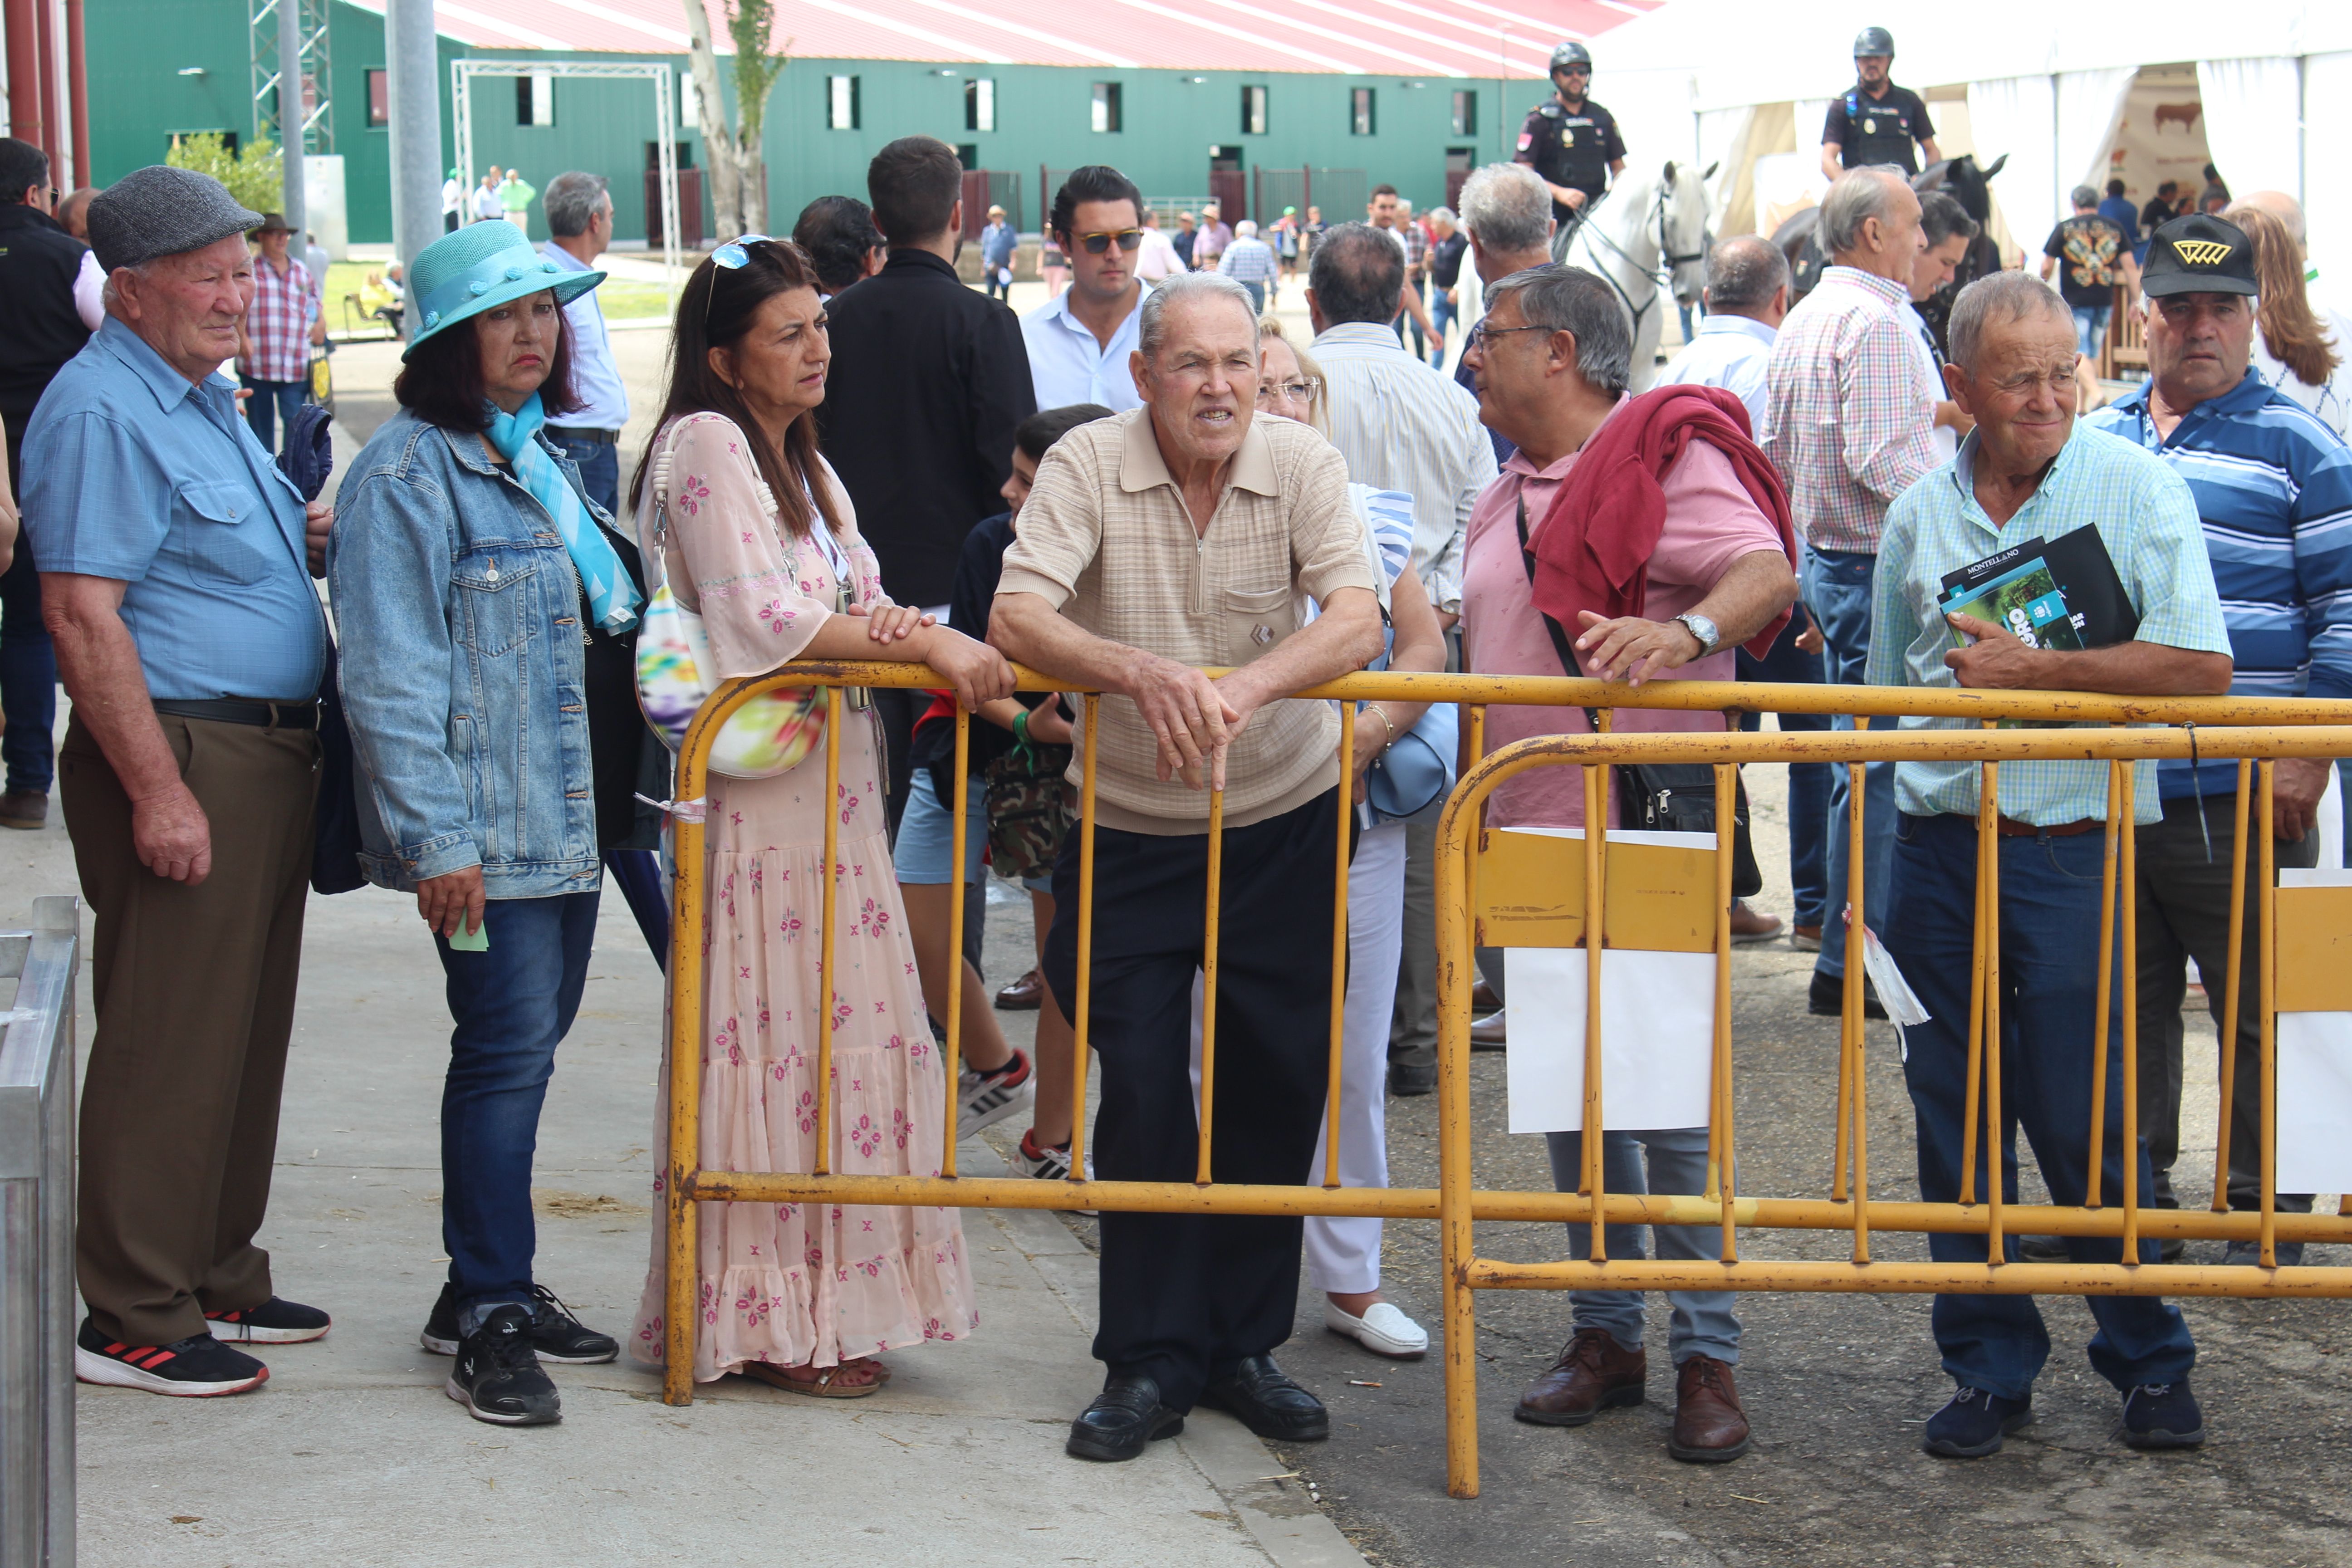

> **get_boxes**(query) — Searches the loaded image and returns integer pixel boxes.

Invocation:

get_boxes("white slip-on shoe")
[1324,1299,1430,1360]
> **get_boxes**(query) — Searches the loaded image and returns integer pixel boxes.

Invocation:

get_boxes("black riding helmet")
[1853,25,1894,59]
[1550,40,1593,76]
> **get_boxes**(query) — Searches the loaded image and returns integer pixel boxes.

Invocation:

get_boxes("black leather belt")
[544,425,619,445]
[152,698,320,730]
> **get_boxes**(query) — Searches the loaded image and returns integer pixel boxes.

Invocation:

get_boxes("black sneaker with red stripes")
[204,1297,332,1344]
[75,1318,269,1397]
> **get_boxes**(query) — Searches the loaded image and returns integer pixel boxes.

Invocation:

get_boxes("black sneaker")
[204,1296,332,1344]
[446,1304,561,1426]
[75,1318,268,1397]
[2117,1379,2204,1449]
[1922,1385,2034,1457]
[1808,970,1888,1020]
[421,1282,619,1363]
[2225,1239,2305,1268]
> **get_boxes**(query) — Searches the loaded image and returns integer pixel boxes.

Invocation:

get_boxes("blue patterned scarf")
[485,392,642,633]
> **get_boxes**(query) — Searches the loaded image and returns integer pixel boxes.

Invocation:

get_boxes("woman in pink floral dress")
[627,238,1015,1392]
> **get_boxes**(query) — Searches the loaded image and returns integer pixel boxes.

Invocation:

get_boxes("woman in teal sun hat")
[327,219,647,1427]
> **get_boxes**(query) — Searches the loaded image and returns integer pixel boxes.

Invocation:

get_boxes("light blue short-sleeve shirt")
[1865,423,2230,826]
[21,317,327,701]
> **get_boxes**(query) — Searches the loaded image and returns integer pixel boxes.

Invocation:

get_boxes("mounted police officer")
[1515,41,1626,259]
[1819,27,1942,181]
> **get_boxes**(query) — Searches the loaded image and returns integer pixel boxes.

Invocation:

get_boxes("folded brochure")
[1936,524,2138,652]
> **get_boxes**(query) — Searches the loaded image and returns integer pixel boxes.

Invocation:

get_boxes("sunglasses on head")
[705,235,781,330]
[1076,229,1145,255]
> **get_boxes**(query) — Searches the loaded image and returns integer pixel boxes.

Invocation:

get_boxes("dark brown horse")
[1770,153,2009,353]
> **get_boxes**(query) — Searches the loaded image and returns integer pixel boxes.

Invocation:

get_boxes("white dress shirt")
[1899,301,1957,464]
[1309,320,1497,613]
[541,240,629,431]
[1655,311,1777,433]
[1021,284,1148,413]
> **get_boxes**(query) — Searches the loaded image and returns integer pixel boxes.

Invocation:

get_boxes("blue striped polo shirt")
[2085,371,2352,798]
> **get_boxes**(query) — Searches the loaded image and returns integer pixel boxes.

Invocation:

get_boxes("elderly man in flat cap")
[21,164,335,1398]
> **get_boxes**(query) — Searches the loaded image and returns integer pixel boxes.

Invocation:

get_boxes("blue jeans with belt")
[1802,544,1895,979]
[240,375,305,454]
[436,890,599,1330]
[1887,812,2197,1399]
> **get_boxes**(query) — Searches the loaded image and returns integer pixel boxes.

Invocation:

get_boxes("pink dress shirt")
[1460,396,1787,831]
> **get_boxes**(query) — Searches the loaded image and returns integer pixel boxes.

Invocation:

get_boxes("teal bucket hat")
[403,220,603,360]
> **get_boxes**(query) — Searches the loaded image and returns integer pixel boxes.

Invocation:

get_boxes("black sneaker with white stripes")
[446,1304,561,1426]
[958,1047,1035,1137]
[421,1281,619,1363]
[75,1318,269,1397]
[204,1296,332,1344]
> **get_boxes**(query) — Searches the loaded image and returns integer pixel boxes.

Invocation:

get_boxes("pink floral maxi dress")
[629,412,975,1381]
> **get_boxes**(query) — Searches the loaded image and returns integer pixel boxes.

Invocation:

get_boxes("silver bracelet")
[1364,704,1398,752]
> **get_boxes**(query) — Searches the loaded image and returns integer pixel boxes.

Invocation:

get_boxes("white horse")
[1562,160,1715,392]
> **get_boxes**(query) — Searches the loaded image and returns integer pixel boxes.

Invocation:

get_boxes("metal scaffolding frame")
[249,0,331,154]
[450,58,681,306]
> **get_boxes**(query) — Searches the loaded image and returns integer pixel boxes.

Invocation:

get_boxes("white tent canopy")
[1594,2,2352,279]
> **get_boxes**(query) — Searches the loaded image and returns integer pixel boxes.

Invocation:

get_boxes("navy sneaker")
[204,1297,331,1344]
[421,1282,618,1364]
[446,1304,561,1426]
[2117,1380,2205,1450]
[75,1318,268,1397]
[2224,1240,2304,1268]
[1922,1386,2034,1458]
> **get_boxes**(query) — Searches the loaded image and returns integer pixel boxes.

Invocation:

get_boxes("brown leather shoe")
[1469,1012,1507,1050]
[0,790,46,831]
[1470,977,1501,1013]
[1514,1327,1645,1426]
[1727,900,1783,945]
[1668,1353,1750,1462]
[994,968,1044,1010]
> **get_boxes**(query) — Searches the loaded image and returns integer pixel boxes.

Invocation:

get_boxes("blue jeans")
[240,375,305,454]
[1428,291,1456,367]
[1802,545,1895,979]
[2073,304,2111,360]
[1887,813,2197,1399]
[1543,1127,1740,1364]
[545,430,621,516]
[0,416,55,794]
[437,890,599,1329]
[1738,617,1831,928]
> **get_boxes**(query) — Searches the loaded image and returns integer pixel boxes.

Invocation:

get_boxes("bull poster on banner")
[2098,66,2213,212]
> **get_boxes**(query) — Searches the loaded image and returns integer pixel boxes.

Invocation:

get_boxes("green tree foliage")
[166,132,283,218]
[727,0,789,147]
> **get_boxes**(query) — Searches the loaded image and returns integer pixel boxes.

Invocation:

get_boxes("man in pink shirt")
[1455,264,1796,1465]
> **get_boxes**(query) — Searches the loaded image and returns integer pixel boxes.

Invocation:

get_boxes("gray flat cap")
[86,165,264,273]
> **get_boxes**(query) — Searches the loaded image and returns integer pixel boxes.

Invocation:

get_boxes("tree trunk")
[680,0,744,240]
[739,142,767,235]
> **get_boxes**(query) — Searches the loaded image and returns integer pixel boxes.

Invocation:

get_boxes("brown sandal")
[741,1358,887,1399]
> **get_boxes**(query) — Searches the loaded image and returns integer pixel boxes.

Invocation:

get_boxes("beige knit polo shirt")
[998,407,1378,834]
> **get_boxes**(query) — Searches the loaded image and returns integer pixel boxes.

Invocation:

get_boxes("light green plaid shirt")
[1865,426,2230,826]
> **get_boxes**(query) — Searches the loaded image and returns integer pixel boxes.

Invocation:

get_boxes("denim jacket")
[328,407,608,897]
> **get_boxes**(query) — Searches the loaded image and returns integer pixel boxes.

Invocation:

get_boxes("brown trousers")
[61,711,318,1344]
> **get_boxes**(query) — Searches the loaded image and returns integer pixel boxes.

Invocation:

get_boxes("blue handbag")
[1362,700,1458,825]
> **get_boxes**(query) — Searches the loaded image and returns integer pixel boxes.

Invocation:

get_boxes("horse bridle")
[1576,181,1706,338]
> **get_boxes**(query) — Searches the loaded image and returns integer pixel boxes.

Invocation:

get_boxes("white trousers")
[1190,820,1408,1294]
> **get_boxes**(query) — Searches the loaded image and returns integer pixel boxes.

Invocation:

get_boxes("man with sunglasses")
[1022,166,1152,414]
[1515,42,1626,238]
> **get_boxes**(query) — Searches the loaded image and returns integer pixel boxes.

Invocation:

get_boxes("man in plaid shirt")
[1760,167,1938,1018]
[235,211,321,454]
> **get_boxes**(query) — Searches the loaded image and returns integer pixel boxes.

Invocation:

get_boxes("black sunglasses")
[1075,229,1145,255]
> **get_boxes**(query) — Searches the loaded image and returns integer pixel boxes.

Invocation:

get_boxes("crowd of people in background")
[3,10,2351,1489]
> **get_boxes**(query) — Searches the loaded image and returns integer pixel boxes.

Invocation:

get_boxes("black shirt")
[814,249,1036,607]
[1430,232,1469,292]
[2043,214,2127,309]
[1822,83,1936,176]
[0,204,92,418]
[1514,95,1626,223]
[908,510,1063,795]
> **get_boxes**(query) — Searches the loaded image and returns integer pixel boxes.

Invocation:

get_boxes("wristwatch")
[1672,612,1722,657]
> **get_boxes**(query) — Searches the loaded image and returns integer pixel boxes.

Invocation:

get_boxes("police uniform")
[1822,83,1935,176]
[1515,96,1626,226]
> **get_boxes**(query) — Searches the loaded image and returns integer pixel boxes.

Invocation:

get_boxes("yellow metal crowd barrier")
[659,659,2352,1498]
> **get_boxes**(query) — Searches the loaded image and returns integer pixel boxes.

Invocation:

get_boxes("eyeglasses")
[1076,229,1145,255]
[1465,321,1550,351]
[1254,377,1322,405]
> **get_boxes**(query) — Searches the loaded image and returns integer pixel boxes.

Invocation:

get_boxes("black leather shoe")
[1199,1355,1330,1442]
[1067,1375,1183,1461]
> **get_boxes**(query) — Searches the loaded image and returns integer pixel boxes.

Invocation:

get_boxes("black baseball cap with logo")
[2141,213,2257,298]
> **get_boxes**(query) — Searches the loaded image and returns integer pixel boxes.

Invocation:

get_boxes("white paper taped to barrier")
[1504,947,1717,1134]
[2273,868,2352,1191]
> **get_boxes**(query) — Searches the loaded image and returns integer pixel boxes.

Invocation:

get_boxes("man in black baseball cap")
[2084,208,2352,1271]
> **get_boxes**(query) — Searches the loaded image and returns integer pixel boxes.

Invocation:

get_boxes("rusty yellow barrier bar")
[944,708,970,1177]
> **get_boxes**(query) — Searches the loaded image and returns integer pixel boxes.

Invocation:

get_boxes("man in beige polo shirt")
[992,270,1383,1464]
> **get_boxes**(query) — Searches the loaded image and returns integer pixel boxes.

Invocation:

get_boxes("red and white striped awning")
[341,0,1661,78]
